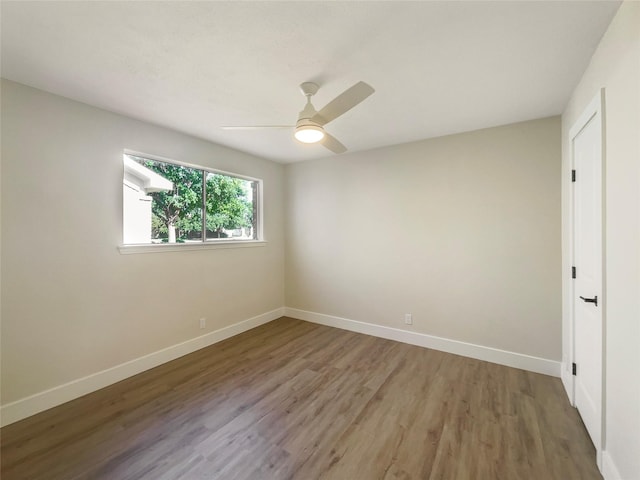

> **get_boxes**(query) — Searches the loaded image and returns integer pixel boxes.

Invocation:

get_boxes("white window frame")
[119,150,265,254]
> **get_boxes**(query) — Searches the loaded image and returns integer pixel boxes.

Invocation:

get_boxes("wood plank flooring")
[1,317,602,480]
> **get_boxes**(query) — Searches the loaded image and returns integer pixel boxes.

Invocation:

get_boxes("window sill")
[118,240,267,255]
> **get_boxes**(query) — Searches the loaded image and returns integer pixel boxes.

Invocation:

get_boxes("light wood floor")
[1,317,601,480]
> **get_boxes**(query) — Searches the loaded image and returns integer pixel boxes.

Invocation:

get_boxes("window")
[123,153,260,245]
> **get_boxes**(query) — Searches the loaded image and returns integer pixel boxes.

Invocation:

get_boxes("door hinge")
[572,266,576,279]
[572,170,576,182]
[572,363,577,376]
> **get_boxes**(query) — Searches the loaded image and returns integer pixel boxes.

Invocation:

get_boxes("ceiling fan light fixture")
[294,124,325,144]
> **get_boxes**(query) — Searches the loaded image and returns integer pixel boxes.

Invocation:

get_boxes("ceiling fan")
[222,81,375,154]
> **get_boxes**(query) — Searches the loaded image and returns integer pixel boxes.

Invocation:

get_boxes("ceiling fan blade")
[321,132,347,154]
[221,125,293,130]
[312,81,375,126]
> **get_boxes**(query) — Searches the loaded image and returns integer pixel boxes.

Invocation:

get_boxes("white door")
[571,91,604,455]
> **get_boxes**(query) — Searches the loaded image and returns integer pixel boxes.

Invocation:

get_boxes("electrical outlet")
[199,318,206,329]
[404,313,413,325]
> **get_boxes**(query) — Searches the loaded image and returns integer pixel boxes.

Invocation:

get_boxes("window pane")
[205,172,255,240]
[123,154,203,244]
[123,153,259,245]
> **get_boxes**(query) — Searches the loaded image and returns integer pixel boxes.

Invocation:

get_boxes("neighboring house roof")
[123,156,173,193]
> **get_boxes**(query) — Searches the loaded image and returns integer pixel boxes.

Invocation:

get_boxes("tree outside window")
[122,154,258,245]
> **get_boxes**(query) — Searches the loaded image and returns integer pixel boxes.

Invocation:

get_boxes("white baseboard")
[285,307,560,377]
[0,307,285,427]
[602,451,622,480]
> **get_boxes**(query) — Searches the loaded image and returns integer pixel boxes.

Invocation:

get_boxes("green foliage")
[205,174,252,234]
[137,158,252,241]
[142,161,201,239]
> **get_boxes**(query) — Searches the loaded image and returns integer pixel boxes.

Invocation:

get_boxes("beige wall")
[0,80,285,404]
[561,2,640,478]
[285,117,561,360]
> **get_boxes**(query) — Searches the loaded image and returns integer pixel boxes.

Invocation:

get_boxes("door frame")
[567,88,606,468]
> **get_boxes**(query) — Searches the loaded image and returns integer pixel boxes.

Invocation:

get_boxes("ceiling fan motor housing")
[295,84,325,143]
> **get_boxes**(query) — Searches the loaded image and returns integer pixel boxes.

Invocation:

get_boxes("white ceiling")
[1,1,620,163]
